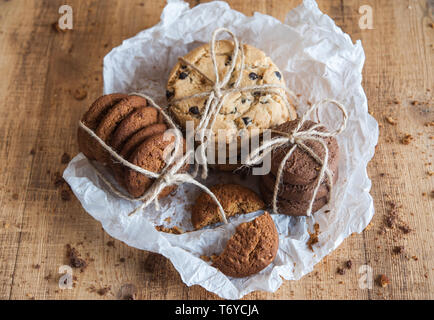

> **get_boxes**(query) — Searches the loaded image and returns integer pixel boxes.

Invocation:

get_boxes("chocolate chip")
[166,90,174,99]
[189,106,200,115]
[275,71,281,80]
[179,72,188,80]
[225,56,232,66]
[242,117,252,126]
[249,72,258,80]
[241,98,246,104]
[253,91,261,97]
[181,65,187,69]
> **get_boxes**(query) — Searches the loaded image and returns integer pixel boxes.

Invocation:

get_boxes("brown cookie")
[212,212,279,278]
[110,106,159,151]
[260,183,329,216]
[124,131,188,198]
[191,184,265,230]
[261,170,338,202]
[78,93,127,160]
[111,123,168,187]
[270,120,339,185]
[94,95,148,164]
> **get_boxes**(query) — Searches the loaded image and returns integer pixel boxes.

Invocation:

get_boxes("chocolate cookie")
[78,93,127,160]
[261,170,338,202]
[124,131,188,198]
[260,183,329,216]
[94,95,148,164]
[191,184,265,229]
[270,120,339,185]
[111,123,168,187]
[110,106,159,151]
[212,212,278,278]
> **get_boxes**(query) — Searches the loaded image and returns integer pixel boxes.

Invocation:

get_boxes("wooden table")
[0,0,432,300]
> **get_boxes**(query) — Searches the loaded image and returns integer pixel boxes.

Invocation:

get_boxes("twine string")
[244,99,348,216]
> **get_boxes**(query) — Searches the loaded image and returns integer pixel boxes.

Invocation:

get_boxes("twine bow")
[172,27,297,179]
[79,93,227,222]
[244,99,348,216]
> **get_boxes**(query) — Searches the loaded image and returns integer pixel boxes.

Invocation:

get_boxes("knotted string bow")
[172,27,297,179]
[79,93,227,221]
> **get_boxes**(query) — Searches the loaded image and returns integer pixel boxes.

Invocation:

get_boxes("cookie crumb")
[51,22,66,33]
[307,223,320,251]
[337,267,345,275]
[61,152,71,164]
[401,134,413,145]
[97,286,111,296]
[155,225,184,234]
[385,116,397,125]
[200,255,211,262]
[71,87,88,101]
[377,274,390,288]
[66,244,87,270]
[345,260,352,269]
[60,189,71,201]
[393,246,404,254]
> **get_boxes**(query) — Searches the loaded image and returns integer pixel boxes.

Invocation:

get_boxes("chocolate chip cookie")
[167,40,297,169]
[191,183,265,229]
[212,212,279,278]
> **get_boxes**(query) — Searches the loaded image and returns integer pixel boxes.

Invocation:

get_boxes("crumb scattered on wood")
[377,274,390,288]
[66,244,87,270]
[400,134,413,145]
[71,87,88,101]
[61,152,71,164]
[385,116,397,125]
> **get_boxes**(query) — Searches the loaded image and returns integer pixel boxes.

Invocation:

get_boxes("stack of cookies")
[260,120,340,216]
[77,94,188,199]
[166,40,297,171]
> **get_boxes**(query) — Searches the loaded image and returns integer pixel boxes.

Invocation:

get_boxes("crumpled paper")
[63,0,378,299]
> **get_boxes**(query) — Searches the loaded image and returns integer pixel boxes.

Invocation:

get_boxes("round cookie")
[78,93,127,160]
[212,212,279,278]
[124,131,188,199]
[94,95,148,164]
[167,40,297,164]
[260,183,329,216]
[261,170,338,202]
[110,106,159,151]
[270,120,339,185]
[111,123,168,187]
[191,183,265,230]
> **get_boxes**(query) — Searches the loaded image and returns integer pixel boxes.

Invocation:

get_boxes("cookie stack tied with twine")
[245,100,348,217]
[78,93,227,220]
[167,28,297,174]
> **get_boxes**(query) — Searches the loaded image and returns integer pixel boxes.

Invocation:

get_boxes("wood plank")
[0,0,432,300]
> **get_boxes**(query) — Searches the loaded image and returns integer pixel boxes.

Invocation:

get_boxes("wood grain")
[0,0,432,300]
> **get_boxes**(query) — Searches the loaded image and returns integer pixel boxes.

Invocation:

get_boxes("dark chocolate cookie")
[261,170,338,202]
[260,183,329,216]
[270,120,339,185]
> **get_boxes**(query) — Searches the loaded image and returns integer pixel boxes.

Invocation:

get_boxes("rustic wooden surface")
[0,0,432,300]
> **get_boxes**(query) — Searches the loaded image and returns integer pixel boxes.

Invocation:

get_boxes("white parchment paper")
[63,0,379,299]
